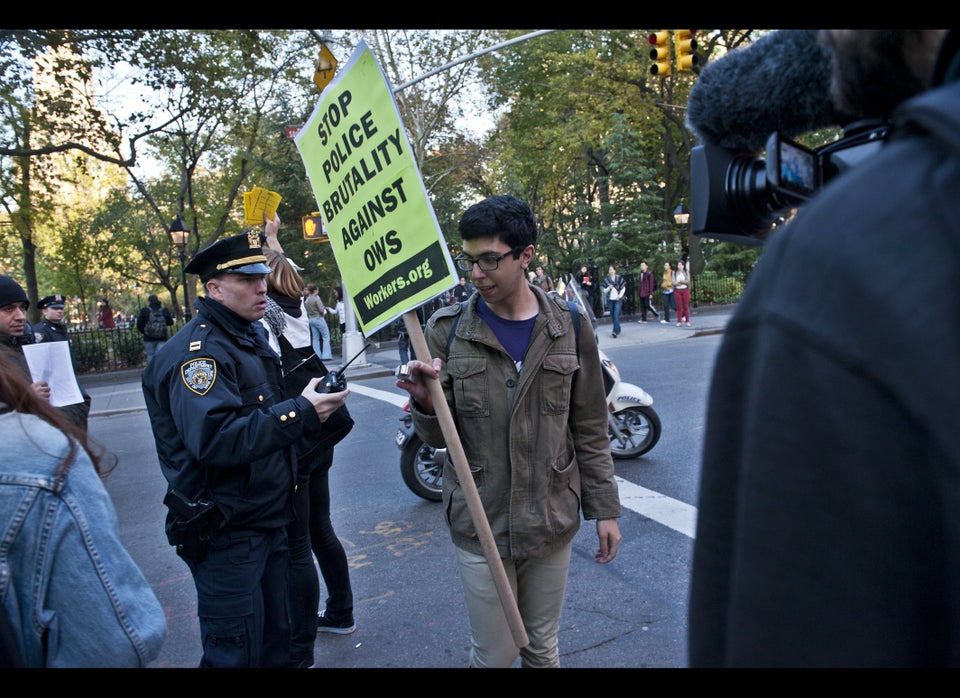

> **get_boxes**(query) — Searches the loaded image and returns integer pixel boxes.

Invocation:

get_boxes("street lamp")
[170,216,191,321]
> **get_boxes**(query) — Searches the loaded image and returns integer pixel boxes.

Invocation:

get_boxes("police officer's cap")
[38,293,66,310]
[184,231,272,283]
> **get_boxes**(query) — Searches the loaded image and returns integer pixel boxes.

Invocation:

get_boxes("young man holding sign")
[396,195,621,668]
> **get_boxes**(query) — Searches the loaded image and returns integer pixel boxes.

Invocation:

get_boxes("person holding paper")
[0,276,46,396]
[395,195,621,668]
[0,277,87,431]
[34,293,91,431]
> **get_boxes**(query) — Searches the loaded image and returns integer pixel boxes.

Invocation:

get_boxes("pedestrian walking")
[636,262,658,322]
[305,284,333,360]
[601,265,626,337]
[673,259,692,327]
[136,294,174,366]
[660,262,676,324]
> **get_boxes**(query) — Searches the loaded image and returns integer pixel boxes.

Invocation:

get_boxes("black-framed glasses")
[454,246,524,272]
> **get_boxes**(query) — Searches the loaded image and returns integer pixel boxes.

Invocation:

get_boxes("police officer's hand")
[301,378,349,422]
[395,358,441,415]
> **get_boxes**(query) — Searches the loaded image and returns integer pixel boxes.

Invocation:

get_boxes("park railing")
[68,279,744,374]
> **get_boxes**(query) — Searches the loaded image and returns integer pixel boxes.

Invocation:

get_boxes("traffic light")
[648,31,672,77]
[675,30,699,72]
[302,213,329,243]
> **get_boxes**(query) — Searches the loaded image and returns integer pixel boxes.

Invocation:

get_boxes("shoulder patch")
[181,358,217,395]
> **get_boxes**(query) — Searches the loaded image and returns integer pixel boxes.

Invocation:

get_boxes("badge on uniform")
[181,358,217,396]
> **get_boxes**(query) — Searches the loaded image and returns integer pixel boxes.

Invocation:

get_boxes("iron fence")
[67,282,743,374]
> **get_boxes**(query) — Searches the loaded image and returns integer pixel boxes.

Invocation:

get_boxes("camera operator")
[689,30,960,667]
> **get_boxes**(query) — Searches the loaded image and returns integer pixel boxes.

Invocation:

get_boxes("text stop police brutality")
[295,40,455,334]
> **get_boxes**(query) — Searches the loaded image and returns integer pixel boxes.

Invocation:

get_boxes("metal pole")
[179,248,191,321]
[392,30,558,92]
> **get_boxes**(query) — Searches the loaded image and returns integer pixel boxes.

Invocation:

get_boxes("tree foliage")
[1,28,767,325]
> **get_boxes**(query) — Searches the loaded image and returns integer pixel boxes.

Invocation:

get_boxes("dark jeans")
[398,331,416,364]
[287,448,354,665]
[662,291,676,322]
[639,295,658,321]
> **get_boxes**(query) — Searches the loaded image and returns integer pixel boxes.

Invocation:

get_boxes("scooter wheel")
[609,405,662,459]
[400,434,444,501]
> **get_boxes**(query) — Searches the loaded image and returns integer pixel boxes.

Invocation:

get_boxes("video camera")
[690,119,889,245]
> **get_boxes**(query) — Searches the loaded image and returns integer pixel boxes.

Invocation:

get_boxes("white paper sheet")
[21,341,84,407]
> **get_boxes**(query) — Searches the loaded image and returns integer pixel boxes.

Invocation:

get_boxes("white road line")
[351,383,698,539]
[616,477,697,538]
[349,383,409,408]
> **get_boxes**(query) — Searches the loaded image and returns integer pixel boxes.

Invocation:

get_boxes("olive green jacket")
[411,285,621,559]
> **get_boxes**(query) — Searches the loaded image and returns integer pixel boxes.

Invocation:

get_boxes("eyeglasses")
[454,247,523,272]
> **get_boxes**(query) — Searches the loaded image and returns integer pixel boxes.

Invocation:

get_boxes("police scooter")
[396,399,444,502]
[564,275,661,459]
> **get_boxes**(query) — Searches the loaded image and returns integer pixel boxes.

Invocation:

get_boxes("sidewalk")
[79,304,736,418]
[79,344,401,418]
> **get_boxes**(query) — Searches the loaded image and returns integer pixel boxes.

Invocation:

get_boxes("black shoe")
[611,332,618,338]
[317,610,356,635]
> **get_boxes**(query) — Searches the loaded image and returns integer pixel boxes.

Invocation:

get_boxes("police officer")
[141,231,349,668]
[34,293,91,432]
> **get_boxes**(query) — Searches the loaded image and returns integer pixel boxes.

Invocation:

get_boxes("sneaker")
[317,610,356,635]
[677,323,682,327]
[660,320,667,324]
[686,322,692,327]
[611,332,618,338]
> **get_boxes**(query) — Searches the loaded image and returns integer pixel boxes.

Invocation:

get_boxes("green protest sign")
[295,40,456,335]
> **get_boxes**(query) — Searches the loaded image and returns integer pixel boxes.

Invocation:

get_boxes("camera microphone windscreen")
[686,30,851,153]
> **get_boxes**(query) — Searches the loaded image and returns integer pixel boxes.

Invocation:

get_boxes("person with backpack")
[395,194,621,668]
[689,29,960,667]
[136,294,174,365]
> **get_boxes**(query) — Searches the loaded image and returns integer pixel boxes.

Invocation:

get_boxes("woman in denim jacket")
[0,349,166,667]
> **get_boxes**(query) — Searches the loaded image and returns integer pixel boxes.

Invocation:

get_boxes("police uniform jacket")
[142,295,324,537]
[34,317,70,343]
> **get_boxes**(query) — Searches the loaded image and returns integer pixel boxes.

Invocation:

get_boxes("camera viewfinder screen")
[777,139,817,198]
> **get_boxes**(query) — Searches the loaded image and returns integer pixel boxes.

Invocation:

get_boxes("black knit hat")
[0,276,29,309]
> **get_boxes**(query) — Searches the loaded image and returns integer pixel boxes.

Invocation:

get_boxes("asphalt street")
[79,304,734,671]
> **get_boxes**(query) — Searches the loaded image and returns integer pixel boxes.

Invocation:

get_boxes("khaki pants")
[455,542,572,668]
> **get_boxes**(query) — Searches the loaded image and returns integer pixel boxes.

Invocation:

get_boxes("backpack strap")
[445,300,468,357]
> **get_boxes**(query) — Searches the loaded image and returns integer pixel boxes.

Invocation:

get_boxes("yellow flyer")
[243,187,282,225]
[294,40,456,335]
